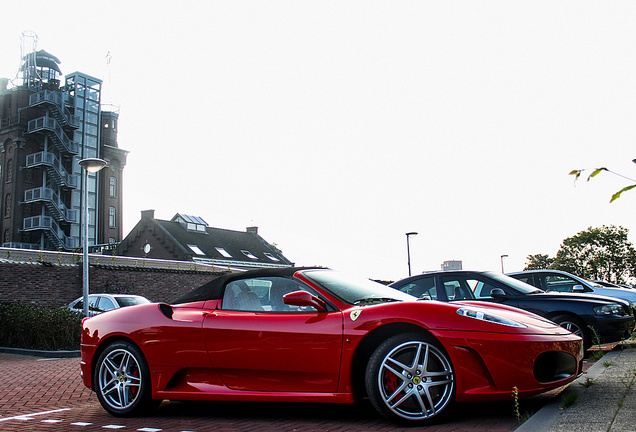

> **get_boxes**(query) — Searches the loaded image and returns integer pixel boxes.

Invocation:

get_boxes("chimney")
[247,226,258,235]
[141,209,155,220]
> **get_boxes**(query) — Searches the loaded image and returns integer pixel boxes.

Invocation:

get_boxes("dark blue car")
[390,270,635,350]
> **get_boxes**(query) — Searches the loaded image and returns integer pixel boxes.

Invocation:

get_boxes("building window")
[242,250,258,260]
[4,194,11,217]
[6,160,12,182]
[187,244,205,255]
[109,207,116,228]
[263,252,280,262]
[216,247,232,258]
[109,176,116,197]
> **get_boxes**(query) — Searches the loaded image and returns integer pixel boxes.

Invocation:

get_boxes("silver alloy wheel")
[98,348,143,410]
[558,321,582,337]
[377,340,454,420]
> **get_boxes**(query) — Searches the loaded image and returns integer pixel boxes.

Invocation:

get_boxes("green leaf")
[569,170,582,182]
[587,168,607,181]
[610,184,636,203]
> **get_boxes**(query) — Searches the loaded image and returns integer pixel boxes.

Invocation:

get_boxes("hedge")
[0,302,83,350]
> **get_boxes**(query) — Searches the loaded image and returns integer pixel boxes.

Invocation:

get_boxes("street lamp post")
[406,232,418,276]
[500,254,509,273]
[79,158,107,316]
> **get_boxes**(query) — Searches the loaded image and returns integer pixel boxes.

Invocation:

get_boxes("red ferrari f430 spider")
[80,267,583,425]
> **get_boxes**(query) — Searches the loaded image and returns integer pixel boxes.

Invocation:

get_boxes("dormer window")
[242,250,258,260]
[174,214,208,233]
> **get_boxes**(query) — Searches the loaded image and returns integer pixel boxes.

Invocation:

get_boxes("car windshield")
[115,296,151,307]
[301,269,416,305]
[486,272,545,294]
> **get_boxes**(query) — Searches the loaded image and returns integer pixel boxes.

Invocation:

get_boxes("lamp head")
[79,158,107,173]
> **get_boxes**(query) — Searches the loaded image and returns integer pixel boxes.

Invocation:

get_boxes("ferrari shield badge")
[350,310,361,321]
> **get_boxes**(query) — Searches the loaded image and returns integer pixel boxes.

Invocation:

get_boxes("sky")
[1,1,635,281]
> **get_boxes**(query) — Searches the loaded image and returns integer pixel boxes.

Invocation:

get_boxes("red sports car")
[80,267,583,425]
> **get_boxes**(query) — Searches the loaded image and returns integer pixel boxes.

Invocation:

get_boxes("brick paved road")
[0,352,561,432]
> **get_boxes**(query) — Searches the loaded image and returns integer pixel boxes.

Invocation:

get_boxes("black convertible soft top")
[172,266,322,304]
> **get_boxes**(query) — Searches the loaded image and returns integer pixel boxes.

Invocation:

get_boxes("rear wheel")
[94,341,158,416]
[552,314,591,350]
[365,333,455,425]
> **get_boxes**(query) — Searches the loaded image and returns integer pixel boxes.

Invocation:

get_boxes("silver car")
[508,270,636,311]
[68,294,151,316]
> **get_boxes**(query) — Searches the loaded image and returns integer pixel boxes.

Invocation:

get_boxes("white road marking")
[42,419,63,423]
[103,426,126,429]
[0,408,70,422]
[138,428,163,431]
[71,422,93,426]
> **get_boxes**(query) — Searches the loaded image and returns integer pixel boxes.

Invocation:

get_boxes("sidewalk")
[518,341,636,432]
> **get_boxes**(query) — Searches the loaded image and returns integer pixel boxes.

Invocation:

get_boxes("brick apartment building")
[0,33,127,252]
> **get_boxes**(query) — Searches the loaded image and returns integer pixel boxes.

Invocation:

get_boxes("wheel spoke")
[98,348,144,411]
[374,339,454,422]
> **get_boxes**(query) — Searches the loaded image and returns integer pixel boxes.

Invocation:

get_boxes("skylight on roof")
[242,250,258,260]
[216,247,232,258]
[263,252,280,262]
[187,244,205,255]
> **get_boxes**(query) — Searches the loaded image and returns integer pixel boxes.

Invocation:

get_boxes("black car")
[390,270,635,350]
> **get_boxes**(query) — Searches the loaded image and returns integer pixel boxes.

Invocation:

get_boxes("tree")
[523,254,555,270]
[553,225,636,283]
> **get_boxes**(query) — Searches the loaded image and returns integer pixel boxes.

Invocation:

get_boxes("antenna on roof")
[19,31,38,87]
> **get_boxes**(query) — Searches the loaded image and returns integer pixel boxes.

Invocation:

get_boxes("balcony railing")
[29,90,80,128]
[27,116,79,155]
[22,215,79,250]
[25,151,79,189]
[24,187,78,223]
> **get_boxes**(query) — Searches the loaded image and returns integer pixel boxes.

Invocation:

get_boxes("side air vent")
[159,303,173,319]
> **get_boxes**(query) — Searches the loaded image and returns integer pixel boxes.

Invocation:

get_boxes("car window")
[222,276,321,312]
[115,296,151,307]
[88,295,100,312]
[397,277,437,300]
[512,274,534,286]
[544,274,578,293]
[439,277,476,300]
[97,296,117,312]
[469,280,500,299]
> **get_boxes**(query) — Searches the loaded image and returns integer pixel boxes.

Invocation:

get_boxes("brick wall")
[0,249,228,308]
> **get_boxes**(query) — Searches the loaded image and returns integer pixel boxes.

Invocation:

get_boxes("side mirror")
[283,291,327,312]
[490,288,507,299]
[572,285,586,293]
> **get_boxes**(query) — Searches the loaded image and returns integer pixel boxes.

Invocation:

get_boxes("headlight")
[456,307,526,328]
[594,304,624,315]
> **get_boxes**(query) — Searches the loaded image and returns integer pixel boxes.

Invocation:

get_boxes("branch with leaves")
[569,162,636,203]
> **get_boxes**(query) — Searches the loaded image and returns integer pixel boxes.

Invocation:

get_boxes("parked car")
[390,270,635,350]
[68,294,150,316]
[508,270,636,311]
[81,267,583,426]
[593,280,636,290]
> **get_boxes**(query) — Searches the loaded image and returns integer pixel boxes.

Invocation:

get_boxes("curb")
[0,346,80,358]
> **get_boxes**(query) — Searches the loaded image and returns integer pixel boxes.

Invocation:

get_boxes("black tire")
[552,314,591,351]
[93,341,158,416]
[365,333,455,425]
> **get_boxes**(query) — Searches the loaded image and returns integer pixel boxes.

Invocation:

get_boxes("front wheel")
[365,333,455,425]
[94,341,157,416]
[552,314,591,350]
